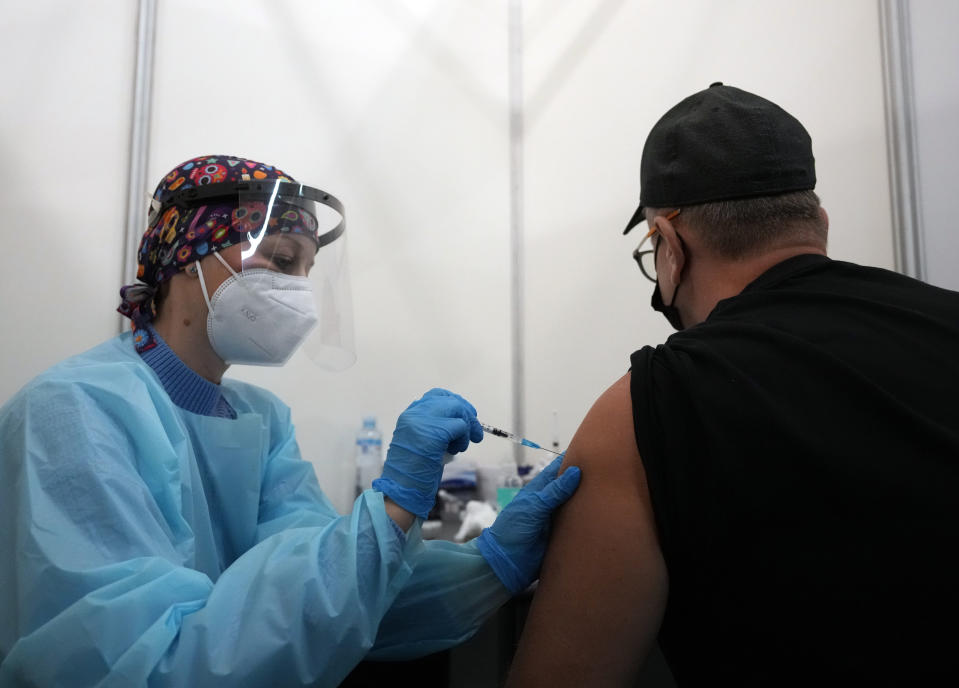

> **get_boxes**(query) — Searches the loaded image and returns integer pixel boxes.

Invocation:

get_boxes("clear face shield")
[168,179,356,371]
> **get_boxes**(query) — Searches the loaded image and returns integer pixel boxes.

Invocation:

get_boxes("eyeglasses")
[632,209,680,283]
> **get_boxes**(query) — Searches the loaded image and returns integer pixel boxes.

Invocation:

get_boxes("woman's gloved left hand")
[475,456,581,594]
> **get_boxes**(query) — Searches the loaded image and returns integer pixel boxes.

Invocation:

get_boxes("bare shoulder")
[556,371,658,571]
[507,373,667,687]
[561,373,641,482]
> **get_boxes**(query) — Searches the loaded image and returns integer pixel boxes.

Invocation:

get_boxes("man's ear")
[653,214,685,284]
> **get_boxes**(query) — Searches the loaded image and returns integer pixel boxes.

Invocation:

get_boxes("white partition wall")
[1,1,922,515]
[521,0,893,447]
[149,1,513,512]
[0,1,137,401]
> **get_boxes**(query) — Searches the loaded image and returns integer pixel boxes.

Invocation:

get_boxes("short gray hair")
[673,190,827,259]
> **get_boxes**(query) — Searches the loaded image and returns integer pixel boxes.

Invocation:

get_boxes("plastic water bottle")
[355,416,383,497]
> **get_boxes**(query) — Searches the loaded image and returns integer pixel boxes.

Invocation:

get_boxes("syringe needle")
[479,421,561,455]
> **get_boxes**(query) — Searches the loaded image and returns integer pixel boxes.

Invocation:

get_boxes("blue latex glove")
[475,456,581,594]
[373,388,484,518]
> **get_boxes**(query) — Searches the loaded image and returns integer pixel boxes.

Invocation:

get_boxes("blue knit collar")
[138,325,233,418]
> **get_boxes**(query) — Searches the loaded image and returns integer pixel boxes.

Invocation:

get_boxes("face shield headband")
[151,178,345,254]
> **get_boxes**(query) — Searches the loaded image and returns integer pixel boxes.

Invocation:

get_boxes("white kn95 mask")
[195,252,319,366]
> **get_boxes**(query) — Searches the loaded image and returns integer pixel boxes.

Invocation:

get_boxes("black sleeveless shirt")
[630,255,959,685]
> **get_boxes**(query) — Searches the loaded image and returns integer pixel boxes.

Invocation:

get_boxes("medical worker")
[0,155,581,687]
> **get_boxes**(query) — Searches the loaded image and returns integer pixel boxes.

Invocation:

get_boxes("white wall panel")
[909,0,959,290]
[0,1,137,405]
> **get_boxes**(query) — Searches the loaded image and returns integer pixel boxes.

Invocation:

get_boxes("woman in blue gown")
[0,155,579,687]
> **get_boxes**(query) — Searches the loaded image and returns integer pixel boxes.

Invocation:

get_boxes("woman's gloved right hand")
[373,388,484,519]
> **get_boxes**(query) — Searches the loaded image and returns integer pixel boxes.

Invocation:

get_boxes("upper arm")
[506,373,668,687]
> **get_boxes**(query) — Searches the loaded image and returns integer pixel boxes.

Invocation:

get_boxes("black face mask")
[651,280,684,330]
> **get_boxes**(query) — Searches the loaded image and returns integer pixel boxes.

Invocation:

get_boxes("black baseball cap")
[623,82,816,234]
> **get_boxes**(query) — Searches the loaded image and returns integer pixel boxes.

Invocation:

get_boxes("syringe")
[480,421,561,455]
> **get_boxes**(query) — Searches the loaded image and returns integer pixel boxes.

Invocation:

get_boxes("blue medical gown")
[0,334,510,687]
